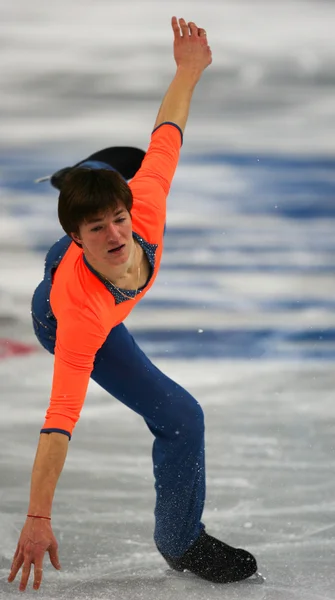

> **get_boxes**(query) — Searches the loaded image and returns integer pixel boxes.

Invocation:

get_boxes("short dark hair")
[58,168,133,238]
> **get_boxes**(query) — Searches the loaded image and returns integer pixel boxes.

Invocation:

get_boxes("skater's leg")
[91,323,205,557]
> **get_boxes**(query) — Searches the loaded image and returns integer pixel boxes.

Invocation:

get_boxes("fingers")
[19,560,31,592]
[48,542,61,570]
[33,563,44,591]
[178,18,190,37]
[8,553,48,591]
[12,545,20,563]
[8,548,56,591]
[171,16,180,39]
[8,550,24,583]
[171,16,208,40]
[188,21,198,37]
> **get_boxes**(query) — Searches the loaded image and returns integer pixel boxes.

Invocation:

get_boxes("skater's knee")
[149,387,205,443]
[174,398,204,442]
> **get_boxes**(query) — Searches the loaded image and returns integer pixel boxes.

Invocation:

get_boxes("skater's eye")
[91,225,103,232]
[115,218,126,223]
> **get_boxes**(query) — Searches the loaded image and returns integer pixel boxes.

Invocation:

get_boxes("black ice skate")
[159,529,259,584]
[35,145,146,188]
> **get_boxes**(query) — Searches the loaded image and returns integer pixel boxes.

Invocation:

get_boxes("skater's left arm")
[129,17,211,219]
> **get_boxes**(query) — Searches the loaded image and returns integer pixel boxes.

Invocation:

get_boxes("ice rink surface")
[1,1,335,598]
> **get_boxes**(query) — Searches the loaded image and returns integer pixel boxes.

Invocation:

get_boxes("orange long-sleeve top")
[42,123,182,439]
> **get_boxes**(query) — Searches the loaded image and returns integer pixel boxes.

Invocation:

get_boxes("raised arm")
[154,17,212,132]
[130,17,212,218]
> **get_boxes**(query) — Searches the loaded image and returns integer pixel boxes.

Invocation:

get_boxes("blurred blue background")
[1,0,335,360]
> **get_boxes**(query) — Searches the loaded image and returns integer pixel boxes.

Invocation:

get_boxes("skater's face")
[72,201,133,267]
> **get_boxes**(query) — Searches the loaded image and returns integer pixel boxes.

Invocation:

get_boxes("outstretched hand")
[8,518,61,591]
[171,16,212,74]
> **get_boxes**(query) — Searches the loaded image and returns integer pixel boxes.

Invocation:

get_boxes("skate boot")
[159,529,258,583]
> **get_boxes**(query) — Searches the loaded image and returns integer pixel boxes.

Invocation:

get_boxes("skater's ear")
[70,232,83,248]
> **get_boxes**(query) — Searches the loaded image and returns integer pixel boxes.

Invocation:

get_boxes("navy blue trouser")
[31,237,205,556]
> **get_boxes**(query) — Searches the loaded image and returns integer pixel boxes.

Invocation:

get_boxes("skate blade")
[166,568,266,584]
[250,571,266,584]
[34,175,51,183]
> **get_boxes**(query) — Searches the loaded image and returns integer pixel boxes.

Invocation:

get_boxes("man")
[8,17,259,592]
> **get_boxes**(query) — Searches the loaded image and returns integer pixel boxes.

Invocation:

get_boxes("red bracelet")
[27,514,51,520]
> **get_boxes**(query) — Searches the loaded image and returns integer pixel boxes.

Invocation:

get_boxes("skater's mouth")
[108,244,125,254]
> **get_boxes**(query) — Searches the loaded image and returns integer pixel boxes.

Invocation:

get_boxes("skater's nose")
[106,220,122,242]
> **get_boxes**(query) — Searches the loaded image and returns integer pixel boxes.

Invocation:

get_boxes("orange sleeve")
[130,122,182,216]
[41,305,106,438]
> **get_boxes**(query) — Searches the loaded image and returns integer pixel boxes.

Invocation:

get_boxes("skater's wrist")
[26,514,51,520]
